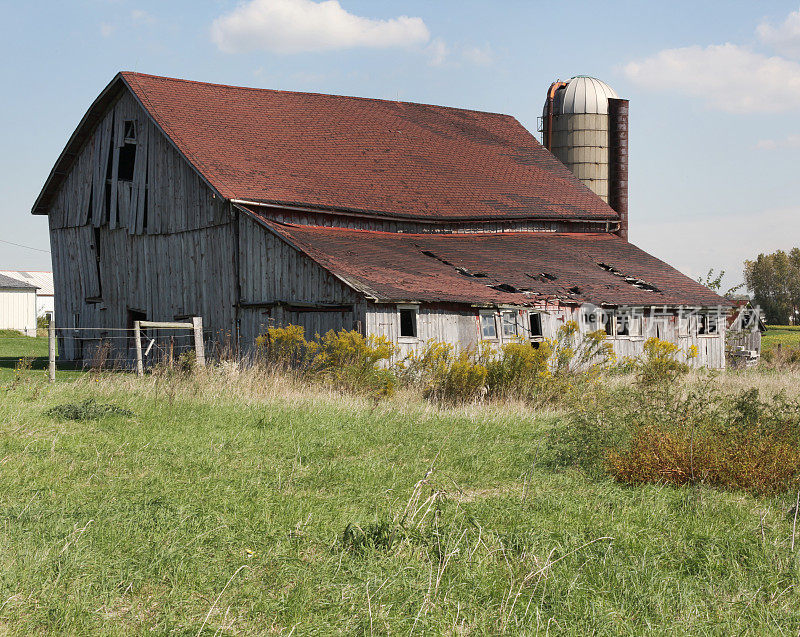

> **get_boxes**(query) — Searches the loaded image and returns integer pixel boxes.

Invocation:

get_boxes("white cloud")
[461,44,493,67]
[211,0,429,54]
[756,134,800,150]
[624,43,800,113]
[426,38,449,66]
[758,8,800,59]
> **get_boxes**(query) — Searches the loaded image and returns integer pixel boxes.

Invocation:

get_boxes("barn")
[0,273,38,337]
[32,72,732,367]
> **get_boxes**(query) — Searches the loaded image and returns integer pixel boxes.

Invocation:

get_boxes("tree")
[697,268,744,298]
[743,249,800,324]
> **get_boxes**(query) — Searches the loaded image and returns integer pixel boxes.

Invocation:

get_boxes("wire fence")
[0,321,229,376]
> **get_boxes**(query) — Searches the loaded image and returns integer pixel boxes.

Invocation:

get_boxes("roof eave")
[233,198,619,226]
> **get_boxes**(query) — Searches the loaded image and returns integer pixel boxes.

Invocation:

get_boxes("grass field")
[2,363,800,634]
[763,325,800,352]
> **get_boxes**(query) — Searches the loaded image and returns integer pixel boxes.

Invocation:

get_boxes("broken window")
[118,120,137,182]
[501,311,518,337]
[480,312,498,339]
[529,312,544,339]
[603,312,614,336]
[398,306,418,338]
[615,314,628,336]
[698,314,719,336]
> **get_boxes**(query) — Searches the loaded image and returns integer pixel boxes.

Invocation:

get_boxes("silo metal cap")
[554,76,619,115]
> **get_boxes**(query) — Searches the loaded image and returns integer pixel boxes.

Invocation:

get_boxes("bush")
[549,383,800,496]
[550,322,615,375]
[636,337,693,384]
[256,325,317,370]
[484,340,552,400]
[401,341,487,404]
[256,325,397,397]
[46,399,134,421]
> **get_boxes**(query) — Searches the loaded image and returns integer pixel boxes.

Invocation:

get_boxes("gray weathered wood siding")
[366,303,727,369]
[47,89,236,360]
[237,213,365,348]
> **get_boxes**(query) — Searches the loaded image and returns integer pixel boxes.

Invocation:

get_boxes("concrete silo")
[542,76,629,239]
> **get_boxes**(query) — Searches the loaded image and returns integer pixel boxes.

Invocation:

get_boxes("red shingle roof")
[252,213,729,307]
[121,72,618,222]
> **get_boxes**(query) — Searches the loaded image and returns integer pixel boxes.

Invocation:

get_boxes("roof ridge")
[119,71,514,120]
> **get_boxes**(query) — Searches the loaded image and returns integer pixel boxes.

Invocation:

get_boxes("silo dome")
[554,76,618,115]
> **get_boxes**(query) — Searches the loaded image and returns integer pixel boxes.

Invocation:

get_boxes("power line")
[0,238,50,254]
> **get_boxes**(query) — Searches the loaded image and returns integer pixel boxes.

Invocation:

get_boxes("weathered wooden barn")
[33,72,732,367]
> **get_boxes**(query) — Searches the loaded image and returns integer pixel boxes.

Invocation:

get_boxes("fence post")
[134,320,144,377]
[192,316,206,368]
[48,312,56,383]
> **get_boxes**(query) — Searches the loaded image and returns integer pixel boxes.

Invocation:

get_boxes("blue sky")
[2,1,800,290]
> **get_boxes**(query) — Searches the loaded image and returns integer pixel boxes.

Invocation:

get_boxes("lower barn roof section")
[253,215,729,308]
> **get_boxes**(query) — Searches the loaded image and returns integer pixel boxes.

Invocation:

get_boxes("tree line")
[744,248,800,325]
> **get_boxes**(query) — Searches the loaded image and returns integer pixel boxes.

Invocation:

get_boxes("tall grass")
[1,368,800,633]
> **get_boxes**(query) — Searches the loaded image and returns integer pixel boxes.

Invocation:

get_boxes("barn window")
[480,312,498,339]
[698,314,719,336]
[398,306,418,338]
[603,311,614,336]
[529,312,543,339]
[501,311,518,337]
[615,314,628,337]
[118,120,137,182]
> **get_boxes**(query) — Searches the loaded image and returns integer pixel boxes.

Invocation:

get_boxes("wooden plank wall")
[49,91,228,235]
[47,89,236,360]
[237,213,365,347]
[366,303,727,369]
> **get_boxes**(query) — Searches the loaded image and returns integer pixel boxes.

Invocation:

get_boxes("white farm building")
[0,273,38,336]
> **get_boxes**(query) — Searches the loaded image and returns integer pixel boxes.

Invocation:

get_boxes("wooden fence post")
[48,313,56,383]
[192,316,206,368]
[134,320,144,377]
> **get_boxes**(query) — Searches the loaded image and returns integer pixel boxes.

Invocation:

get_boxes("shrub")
[256,326,397,397]
[400,341,487,404]
[429,351,488,404]
[256,325,317,370]
[46,399,134,421]
[484,340,552,400]
[606,421,800,496]
[550,322,615,375]
[636,337,691,384]
[550,383,800,496]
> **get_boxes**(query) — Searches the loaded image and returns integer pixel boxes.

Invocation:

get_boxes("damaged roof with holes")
[253,214,730,307]
[105,72,616,222]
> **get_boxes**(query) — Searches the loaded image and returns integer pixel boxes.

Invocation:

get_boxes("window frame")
[528,311,544,341]
[697,313,720,337]
[397,304,419,341]
[479,310,499,341]
[500,310,519,339]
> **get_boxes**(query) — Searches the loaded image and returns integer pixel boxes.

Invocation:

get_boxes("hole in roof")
[489,283,521,294]
[568,286,582,295]
[597,263,662,293]
[455,267,488,278]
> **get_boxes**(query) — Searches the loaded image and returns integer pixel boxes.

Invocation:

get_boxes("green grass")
[0,329,48,359]
[763,325,800,351]
[0,330,82,383]
[1,370,800,634]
